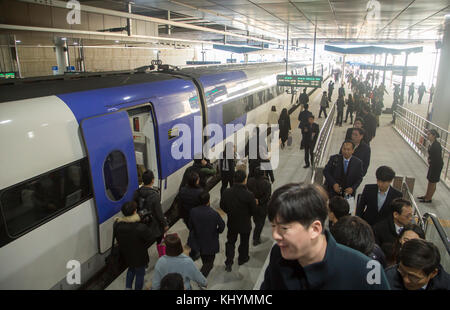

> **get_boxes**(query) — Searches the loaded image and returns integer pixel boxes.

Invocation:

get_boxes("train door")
[126,105,160,188]
[80,111,138,253]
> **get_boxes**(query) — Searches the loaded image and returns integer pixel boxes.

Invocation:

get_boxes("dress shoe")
[419,199,432,203]
[303,165,310,168]
[417,196,425,200]
[238,257,250,265]
[225,265,232,272]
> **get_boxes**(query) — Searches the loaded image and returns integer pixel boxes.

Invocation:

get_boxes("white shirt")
[394,223,403,235]
[377,187,390,211]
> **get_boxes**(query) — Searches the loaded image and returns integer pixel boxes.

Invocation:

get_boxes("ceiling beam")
[0,23,287,50]
[16,0,279,45]
[397,5,450,35]
[377,0,417,36]
[288,0,328,39]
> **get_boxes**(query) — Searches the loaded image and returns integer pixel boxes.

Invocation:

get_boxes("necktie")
[344,159,349,174]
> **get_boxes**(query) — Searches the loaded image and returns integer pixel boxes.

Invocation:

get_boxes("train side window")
[0,159,92,238]
[103,151,128,201]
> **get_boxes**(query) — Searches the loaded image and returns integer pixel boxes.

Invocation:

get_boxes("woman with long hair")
[278,108,291,149]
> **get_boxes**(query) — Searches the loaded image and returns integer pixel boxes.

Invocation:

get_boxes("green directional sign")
[277,75,322,88]
[0,72,16,79]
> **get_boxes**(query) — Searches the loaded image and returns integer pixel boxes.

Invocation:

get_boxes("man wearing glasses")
[385,239,450,290]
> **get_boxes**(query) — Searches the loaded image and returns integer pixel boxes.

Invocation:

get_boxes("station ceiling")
[79,0,450,43]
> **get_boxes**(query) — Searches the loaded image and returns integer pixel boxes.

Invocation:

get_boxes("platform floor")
[325,82,450,231]
[106,82,331,290]
[106,79,449,290]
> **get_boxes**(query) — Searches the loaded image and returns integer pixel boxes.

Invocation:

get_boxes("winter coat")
[188,204,225,255]
[177,186,203,225]
[220,184,257,234]
[133,186,168,239]
[261,230,390,290]
[385,264,450,290]
[247,176,272,217]
[114,213,153,268]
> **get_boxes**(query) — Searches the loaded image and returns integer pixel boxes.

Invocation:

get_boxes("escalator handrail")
[423,212,450,255]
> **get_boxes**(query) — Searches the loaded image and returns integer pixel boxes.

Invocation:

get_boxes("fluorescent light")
[115,40,120,43]
[15,40,21,43]
[73,42,78,45]
[61,37,67,41]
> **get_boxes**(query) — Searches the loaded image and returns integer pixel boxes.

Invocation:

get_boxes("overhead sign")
[277,75,322,88]
[0,72,16,79]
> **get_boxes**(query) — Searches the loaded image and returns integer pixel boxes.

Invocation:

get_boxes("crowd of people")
[109,71,448,291]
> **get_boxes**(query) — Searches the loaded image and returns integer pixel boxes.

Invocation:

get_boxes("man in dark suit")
[323,140,363,198]
[188,191,225,277]
[220,142,236,195]
[356,166,403,226]
[247,167,272,246]
[303,115,319,168]
[298,103,313,150]
[351,127,371,176]
[373,198,413,248]
[220,170,257,272]
[298,87,309,108]
[361,104,377,143]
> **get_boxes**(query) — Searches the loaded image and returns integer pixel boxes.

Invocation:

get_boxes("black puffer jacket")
[114,214,153,268]
[178,186,203,225]
[133,186,168,238]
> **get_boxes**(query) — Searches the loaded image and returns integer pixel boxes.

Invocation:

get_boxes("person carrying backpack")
[133,170,169,245]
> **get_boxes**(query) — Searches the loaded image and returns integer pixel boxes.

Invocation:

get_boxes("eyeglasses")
[397,267,424,284]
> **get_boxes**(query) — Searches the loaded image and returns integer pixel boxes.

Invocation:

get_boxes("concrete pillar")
[430,15,450,130]
[167,11,171,35]
[400,53,409,105]
[54,38,68,74]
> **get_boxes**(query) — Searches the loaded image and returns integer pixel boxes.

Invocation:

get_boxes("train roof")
[0,61,307,103]
[0,71,176,103]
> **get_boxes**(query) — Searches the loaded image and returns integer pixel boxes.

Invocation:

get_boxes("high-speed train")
[0,61,328,289]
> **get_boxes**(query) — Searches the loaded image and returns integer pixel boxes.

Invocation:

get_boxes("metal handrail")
[396,106,449,147]
[393,106,450,186]
[402,179,425,229]
[423,212,450,256]
[311,101,336,183]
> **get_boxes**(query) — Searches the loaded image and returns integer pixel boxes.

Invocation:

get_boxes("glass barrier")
[393,105,450,187]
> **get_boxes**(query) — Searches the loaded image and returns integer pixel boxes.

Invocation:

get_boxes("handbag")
[105,221,125,276]
[287,133,293,146]
[156,236,166,257]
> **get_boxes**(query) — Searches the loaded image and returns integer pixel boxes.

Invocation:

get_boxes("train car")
[0,61,328,289]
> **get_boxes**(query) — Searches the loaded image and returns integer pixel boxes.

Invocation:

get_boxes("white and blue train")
[0,61,328,289]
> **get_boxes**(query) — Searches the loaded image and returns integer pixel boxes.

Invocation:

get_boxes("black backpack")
[135,188,153,224]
